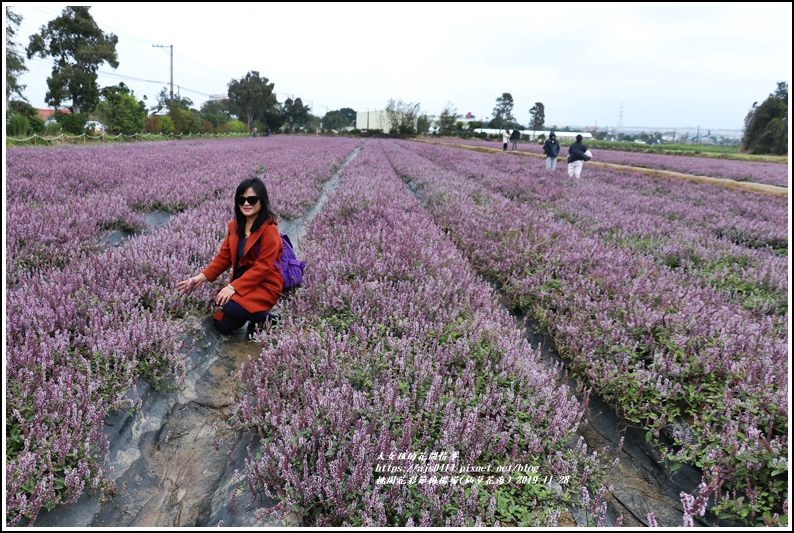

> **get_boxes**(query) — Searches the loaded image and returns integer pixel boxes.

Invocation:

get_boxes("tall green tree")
[94,82,146,134]
[417,114,430,135]
[338,107,357,126]
[322,109,351,130]
[263,104,286,132]
[741,82,788,155]
[385,98,420,136]
[491,92,515,129]
[6,7,28,105]
[322,107,357,130]
[283,97,311,132]
[200,99,232,128]
[227,71,277,131]
[26,6,118,114]
[529,102,545,131]
[438,101,461,135]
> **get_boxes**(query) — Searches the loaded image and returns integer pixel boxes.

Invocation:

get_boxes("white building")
[356,110,390,132]
[356,109,421,134]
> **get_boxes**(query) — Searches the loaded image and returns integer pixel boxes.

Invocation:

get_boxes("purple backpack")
[255,233,306,292]
[275,233,305,292]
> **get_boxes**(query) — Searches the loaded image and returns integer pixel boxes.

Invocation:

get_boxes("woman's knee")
[213,318,237,335]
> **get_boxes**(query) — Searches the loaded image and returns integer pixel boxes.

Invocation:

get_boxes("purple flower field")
[379,139,788,525]
[443,138,790,188]
[227,141,611,526]
[6,138,358,276]
[5,137,359,526]
[5,136,788,526]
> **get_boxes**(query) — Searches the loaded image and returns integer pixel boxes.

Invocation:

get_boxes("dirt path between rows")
[417,140,789,198]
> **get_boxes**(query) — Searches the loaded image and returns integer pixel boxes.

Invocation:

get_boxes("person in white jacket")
[501,129,510,151]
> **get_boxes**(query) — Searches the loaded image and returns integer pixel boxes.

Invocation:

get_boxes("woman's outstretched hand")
[177,273,206,293]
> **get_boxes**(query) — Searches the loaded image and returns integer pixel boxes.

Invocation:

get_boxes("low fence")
[6,131,251,144]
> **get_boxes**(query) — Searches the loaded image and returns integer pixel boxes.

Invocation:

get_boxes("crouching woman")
[177,177,283,334]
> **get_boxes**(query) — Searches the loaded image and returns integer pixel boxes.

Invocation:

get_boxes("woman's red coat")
[202,219,284,314]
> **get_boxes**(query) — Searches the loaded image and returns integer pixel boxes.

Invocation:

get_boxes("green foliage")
[385,98,420,136]
[741,82,788,155]
[6,7,28,102]
[55,112,89,134]
[158,115,174,134]
[26,6,119,114]
[438,101,461,134]
[200,99,231,129]
[43,121,61,136]
[29,116,44,134]
[283,97,311,131]
[6,114,29,136]
[8,99,38,118]
[491,93,515,129]
[150,89,200,135]
[322,109,355,131]
[7,102,45,135]
[227,119,247,133]
[529,102,545,130]
[227,70,277,130]
[94,82,145,134]
[338,107,356,125]
[416,115,431,135]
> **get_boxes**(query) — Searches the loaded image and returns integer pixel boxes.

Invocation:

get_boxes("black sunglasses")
[235,195,260,206]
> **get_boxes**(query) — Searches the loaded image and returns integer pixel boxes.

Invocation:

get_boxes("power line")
[15,5,228,104]
[153,44,174,100]
[14,5,311,107]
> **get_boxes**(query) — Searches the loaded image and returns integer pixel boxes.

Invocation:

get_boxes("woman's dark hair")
[576,134,583,142]
[234,177,276,237]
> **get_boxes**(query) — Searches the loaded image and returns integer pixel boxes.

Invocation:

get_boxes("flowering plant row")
[409,141,788,320]
[444,138,789,187]
[380,139,788,526]
[5,137,359,526]
[228,141,617,526]
[6,137,359,277]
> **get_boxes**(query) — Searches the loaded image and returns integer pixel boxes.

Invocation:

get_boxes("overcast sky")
[6,2,792,131]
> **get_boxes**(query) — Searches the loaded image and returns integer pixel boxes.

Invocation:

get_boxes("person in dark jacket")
[510,128,521,151]
[543,131,560,171]
[567,134,589,178]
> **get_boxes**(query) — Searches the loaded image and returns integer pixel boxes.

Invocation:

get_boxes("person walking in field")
[510,127,521,151]
[501,128,510,151]
[177,177,283,335]
[543,131,560,171]
[567,134,590,178]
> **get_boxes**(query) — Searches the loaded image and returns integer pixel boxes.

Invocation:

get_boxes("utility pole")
[153,44,174,100]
